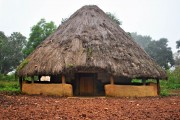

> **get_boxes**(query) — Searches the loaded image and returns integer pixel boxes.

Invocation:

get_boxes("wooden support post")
[142,79,146,86]
[157,79,160,95]
[31,76,34,84]
[38,76,41,81]
[19,77,23,91]
[62,75,65,84]
[110,76,114,85]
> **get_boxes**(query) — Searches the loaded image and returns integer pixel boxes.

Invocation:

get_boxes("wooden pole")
[61,74,66,96]
[38,76,41,81]
[110,76,114,85]
[62,75,65,84]
[19,77,23,91]
[142,79,146,86]
[31,76,34,84]
[157,79,160,95]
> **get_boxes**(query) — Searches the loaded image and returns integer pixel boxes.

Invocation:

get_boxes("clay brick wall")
[105,83,157,97]
[22,83,73,96]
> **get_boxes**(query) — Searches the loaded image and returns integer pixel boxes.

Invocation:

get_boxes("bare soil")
[0,93,180,120]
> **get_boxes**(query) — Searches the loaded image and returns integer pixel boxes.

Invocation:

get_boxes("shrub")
[0,74,16,81]
[0,80,20,92]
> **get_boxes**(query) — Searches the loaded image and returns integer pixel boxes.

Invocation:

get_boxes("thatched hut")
[17,5,167,97]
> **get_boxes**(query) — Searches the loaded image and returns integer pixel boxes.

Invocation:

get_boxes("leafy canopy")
[106,12,122,26]
[131,32,151,49]
[145,38,174,69]
[176,40,180,52]
[176,40,180,48]
[23,19,57,56]
[131,33,174,69]
[174,40,180,66]
[174,52,180,66]
[0,32,26,74]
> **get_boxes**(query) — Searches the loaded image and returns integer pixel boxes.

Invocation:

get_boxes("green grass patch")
[0,74,16,81]
[160,67,180,96]
[0,80,20,92]
[0,74,20,93]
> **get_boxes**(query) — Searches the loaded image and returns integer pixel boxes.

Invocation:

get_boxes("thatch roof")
[17,5,167,79]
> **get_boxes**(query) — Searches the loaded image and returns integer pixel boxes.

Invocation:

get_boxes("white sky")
[0,0,180,52]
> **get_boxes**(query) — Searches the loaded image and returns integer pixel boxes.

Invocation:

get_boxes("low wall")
[22,82,73,97]
[105,83,157,97]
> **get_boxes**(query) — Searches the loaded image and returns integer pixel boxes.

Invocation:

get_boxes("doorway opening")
[74,73,104,96]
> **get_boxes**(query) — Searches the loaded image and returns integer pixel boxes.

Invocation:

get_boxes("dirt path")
[0,94,180,120]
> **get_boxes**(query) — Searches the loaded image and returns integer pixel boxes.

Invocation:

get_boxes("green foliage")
[0,31,8,74]
[160,68,180,96]
[130,32,152,49]
[23,18,57,57]
[168,67,180,84]
[106,12,122,25]
[176,40,180,54]
[131,33,174,69]
[0,32,26,74]
[160,88,169,96]
[16,59,29,71]
[0,80,20,92]
[0,74,20,93]
[145,38,174,69]
[67,64,74,68]
[87,47,93,58]
[174,52,180,66]
[176,40,180,49]
[0,74,15,81]
[131,79,141,83]
[0,31,7,48]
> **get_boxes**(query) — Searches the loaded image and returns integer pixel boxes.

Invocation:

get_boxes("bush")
[166,67,180,89]
[170,67,180,84]
[0,80,20,92]
[160,89,169,96]
[0,74,16,81]
[160,67,180,96]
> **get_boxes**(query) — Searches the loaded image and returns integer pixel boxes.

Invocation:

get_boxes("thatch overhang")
[17,5,167,79]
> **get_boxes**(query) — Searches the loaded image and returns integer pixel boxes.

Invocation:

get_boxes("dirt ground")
[0,93,180,120]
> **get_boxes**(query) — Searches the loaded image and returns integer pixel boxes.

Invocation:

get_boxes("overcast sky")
[0,0,180,52]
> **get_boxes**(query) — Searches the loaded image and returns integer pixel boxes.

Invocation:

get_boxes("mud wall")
[105,83,157,97]
[22,82,73,96]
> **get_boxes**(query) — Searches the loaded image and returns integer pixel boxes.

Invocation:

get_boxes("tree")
[131,33,175,69]
[176,40,180,52]
[175,40,180,66]
[145,38,174,69]
[174,52,180,66]
[106,12,122,26]
[131,32,152,49]
[0,32,26,74]
[0,31,7,48]
[23,19,57,56]
[0,31,8,74]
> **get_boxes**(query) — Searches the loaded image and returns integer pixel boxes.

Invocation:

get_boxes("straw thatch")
[17,5,167,79]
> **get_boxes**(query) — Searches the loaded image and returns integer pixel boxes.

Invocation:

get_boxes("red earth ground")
[0,93,180,120]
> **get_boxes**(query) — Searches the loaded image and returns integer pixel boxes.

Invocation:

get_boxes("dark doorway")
[80,77,94,96]
[74,73,97,96]
[50,75,61,83]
